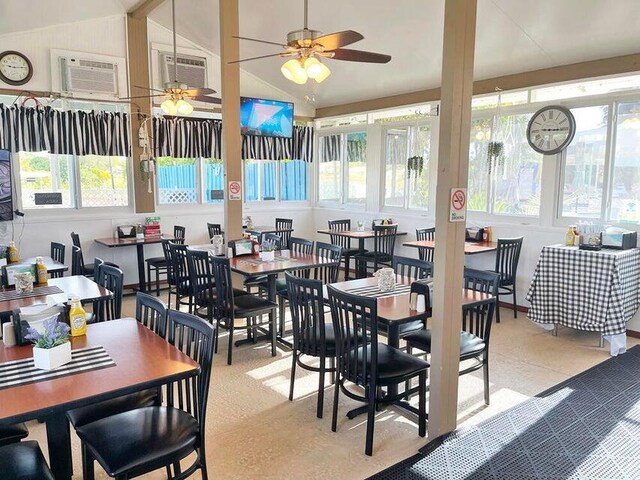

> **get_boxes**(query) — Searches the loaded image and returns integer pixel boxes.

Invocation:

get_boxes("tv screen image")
[0,150,12,221]
[240,97,294,138]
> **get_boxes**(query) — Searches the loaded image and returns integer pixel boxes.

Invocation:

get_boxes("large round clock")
[526,105,576,155]
[0,51,33,86]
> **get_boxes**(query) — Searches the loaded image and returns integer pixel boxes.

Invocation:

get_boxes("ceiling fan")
[121,0,220,115]
[231,0,391,85]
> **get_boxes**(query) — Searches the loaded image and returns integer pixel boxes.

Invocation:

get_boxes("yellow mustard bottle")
[36,256,48,285]
[69,295,87,337]
[7,241,19,264]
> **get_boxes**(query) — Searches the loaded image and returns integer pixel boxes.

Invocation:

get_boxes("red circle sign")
[452,189,466,211]
[229,181,241,195]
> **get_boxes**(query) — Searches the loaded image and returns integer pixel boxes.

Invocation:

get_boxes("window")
[18,152,129,209]
[79,155,128,207]
[203,159,224,203]
[610,101,640,223]
[280,160,308,201]
[317,131,367,205]
[468,113,543,216]
[383,125,431,210]
[244,160,277,202]
[531,74,640,103]
[560,106,608,218]
[156,157,197,204]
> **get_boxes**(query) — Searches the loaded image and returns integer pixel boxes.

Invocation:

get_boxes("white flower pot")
[0,258,6,267]
[33,342,72,370]
[260,250,275,262]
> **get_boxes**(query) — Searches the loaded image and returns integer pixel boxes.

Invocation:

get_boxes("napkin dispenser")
[116,225,136,239]
[601,227,637,250]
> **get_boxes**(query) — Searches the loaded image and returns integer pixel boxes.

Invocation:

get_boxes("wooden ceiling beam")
[128,0,166,19]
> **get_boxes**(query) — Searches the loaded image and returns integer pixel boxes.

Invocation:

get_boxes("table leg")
[136,243,146,293]
[46,412,72,480]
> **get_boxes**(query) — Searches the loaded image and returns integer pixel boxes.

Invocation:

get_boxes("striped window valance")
[153,116,314,162]
[0,104,130,156]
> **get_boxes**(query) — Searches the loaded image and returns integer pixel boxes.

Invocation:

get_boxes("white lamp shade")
[304,57,322,79]
[161,99,178,115]
[281,59,308,84]
[312,61,331,83]
[176,99,193,115]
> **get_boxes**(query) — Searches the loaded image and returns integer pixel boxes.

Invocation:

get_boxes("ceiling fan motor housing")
[287,29,322,48]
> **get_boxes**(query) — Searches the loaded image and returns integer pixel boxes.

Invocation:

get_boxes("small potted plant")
[25,317,72,370]
[260,241,277,262]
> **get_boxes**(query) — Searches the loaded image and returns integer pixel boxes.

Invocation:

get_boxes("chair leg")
[331,376,340,432]
[278,297,286,337]
[329,356,335,384]
[483,361,490,406]
[155,267,160,296]
[146,263,151,293]
[405,344,413,399]
[496,294,501,324]
[344,255,350,281]
[173,461,182,475]
[227,323,234,365]
[317,355,326,419]
[271,311,277,357]
[214,320,220,354]
[365,385,376,456]
[82,442,95,480]
[512,289,518,318]
[418,371,426,437]
[289,350,297,401]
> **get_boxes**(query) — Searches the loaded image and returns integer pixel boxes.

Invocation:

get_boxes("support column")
[429,0,477,440]
[127,13,155,214]
[219,0,243,240]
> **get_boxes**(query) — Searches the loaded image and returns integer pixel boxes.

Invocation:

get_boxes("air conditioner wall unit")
[160,52,207,88]
[59,57,119,97]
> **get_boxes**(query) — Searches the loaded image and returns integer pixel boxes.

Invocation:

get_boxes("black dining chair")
[67,293,167,430]
[275,218,293,248]
[257,236,313,300]
[93,264,123,323]
[168,242,193,313]
[207,223,223,241]
[210,255,278,365]
[490,237,523,323]
[392,255,433,280]
[71,232,95,277]
[71,245,94,278]
[327,285,428,456]
[286,273,336,419]
[328,219,362,281]
[404,269,499,405]
[0,441,54,480]
[76,309,215,480]
[50,242,65,278]
[354,224,398,278]
[415,227,435,262]
[0,423,28,447]
[243,234,283,294]
[146,225,186,296]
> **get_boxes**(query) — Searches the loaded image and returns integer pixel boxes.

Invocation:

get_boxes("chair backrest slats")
[186,249,215,320]
[328,286,378,387]
[169,243,189,288]
[50,242,65,278]
[71,246,85,276]
[415,227,435,262]
[374,224,398,257]
[495,237,523,286]
[263,233,282,251]
[328,219,352,250]
[135,292,168,338]
[173,225,186,245]
[275,218,293,248]
[286,273,327,356]
[207,223,223,241]
[95,264,124,322]
[462,268,499,342]
[70,232,81,248]
[392,255,432,281]
[209,256,235,322]
[314,242,342,284]
[162,240,176,286]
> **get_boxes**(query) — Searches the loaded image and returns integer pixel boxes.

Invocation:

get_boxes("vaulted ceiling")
[2,0,640,109]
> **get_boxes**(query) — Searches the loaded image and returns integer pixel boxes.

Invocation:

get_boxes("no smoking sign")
[228,180,242,201]
[449,187,467,222]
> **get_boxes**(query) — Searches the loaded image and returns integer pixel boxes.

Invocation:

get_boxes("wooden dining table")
[0,319,200,480]
[0,275,112,314]
[317,228,408,255]
[403,239,498,255]
[8,256,68,277]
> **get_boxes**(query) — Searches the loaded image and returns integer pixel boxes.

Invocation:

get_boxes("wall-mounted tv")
[240,97,294,139]
[0,150,12,222]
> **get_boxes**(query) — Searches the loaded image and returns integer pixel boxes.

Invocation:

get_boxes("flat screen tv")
[0,150,12,221]
[240,97,294,139]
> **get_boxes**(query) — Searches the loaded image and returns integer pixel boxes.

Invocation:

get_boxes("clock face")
[526,105,576,155]
[0,51,32,86]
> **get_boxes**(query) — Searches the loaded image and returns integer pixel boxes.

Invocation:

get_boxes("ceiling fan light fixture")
[281,59,308,84]
[312,61,331,83]
[303,57,322,78]
[176,99,194,115]
[161,98,178,115]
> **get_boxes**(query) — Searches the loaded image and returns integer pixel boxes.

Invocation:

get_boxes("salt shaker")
[416,294,426,313]
[2,322,16,347]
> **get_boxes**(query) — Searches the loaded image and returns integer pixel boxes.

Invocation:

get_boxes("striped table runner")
[0,345,116,390]
[0,285,63,301]
[345,283,412,299]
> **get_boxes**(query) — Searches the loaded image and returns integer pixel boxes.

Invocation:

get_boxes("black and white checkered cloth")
[526,245,640,335]
[345,283,412,299]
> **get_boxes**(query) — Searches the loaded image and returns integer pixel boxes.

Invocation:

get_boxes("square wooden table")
[317,229,408,255]
[403,239,498,255]
[94,236,175,293]
[0,319,199,480]
[9,256,68,277]
[0,275,112,314]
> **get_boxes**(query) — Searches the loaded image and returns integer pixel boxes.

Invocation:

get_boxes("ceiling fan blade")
[330,48,392,64]
[190,96,222,105]
[234,35,285,47]
[312,30,364,50]
[183,87,217,96]
[228,52,286,64]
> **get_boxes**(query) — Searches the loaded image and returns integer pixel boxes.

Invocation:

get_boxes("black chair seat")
[145,256,167,267]
[348,343,429,384]
[341,247,361,257]
[0,441,54,480]
[404,329,486,358]
[379,320,425,337]
[76,406,198,478]
[261,277,286,293]
[0,422,28,447]
[244,274,268,286]
[299,323,338,355]
[234,294,277,317]
[67,388,158,428]
[355,252,392,263]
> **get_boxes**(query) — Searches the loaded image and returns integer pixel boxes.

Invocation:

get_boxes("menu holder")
[228,239,253,257]
[2,264,36,287]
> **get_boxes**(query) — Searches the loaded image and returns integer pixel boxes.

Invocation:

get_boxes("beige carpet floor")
[24,290,639,479]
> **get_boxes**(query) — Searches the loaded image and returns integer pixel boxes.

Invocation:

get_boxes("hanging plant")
[407,155,424,179]
[486,141,504,174]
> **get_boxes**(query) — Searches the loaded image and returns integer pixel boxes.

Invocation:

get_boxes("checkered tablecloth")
[526,245,640,336]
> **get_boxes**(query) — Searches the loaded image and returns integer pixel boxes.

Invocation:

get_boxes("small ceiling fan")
[231,0,391,84]
[121,0,221,115]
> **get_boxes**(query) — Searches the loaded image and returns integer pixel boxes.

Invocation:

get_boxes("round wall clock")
[526,105,576,155]
[0,51,33,86]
